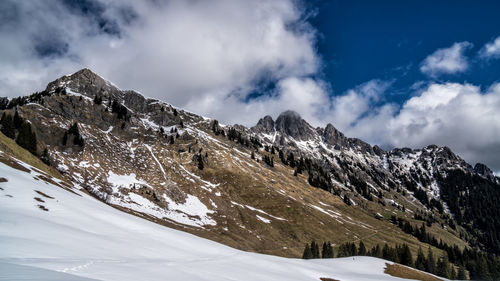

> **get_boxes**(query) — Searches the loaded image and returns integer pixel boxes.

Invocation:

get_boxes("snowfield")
[0,159,417,281]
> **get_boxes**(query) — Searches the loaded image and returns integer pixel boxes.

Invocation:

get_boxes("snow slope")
[0,158,416,281]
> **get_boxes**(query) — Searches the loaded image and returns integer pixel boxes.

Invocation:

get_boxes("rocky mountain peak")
[251,115,275,134]
[322,123,347,148]
[275,110,317,141]
[474,163,496,181]
[46,68,122,101]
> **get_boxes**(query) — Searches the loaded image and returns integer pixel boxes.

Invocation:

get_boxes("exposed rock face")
[322,123,347,148]
[274,110,316,141]
[251,115,275,134]
[475,163,496,181]
[46,68,122,100]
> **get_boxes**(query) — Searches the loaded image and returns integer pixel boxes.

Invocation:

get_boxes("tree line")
[302,240,468,280]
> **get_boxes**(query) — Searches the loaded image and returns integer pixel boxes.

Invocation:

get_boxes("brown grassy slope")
[384,263,443,281]
[0,130,63,180]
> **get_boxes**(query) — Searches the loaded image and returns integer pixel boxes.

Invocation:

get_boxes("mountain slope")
[1,68,500,274]
[0,151,429,281]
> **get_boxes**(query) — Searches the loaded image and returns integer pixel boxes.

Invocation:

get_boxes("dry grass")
[384,263,442,281]
[0,131,62,180]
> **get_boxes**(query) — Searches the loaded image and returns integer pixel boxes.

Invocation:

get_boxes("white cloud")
[420,42,473,77]
[0,0,319,117]
[479,36,500,59]
[336,81,500,172]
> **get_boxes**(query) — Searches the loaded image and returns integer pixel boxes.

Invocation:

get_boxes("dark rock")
[474,163,495,181]
[251,115,275,134]
[275,110,316,141]
[322,123,347,147]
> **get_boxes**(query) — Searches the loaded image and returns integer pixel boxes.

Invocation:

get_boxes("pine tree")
[327,242,333,258]
[93,95,102,105]
[197,155,204,170]
[311,241,320,259]
[399,244,413,267]
[358,241,367,256]
[40,148,50,165]
[322,242,328,259]
[302,244,313,259]
[436,256,451,279]
[343,195,351,206]
[0,113,15,139]
[415,247,426,270]
[62,131,68,145]
[16,121,37,155]
[13,110,23,129]
[426,247,436,274]
[251,151,255,160]
[457,266,467,280]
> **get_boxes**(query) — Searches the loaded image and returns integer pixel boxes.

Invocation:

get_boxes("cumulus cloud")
[479,36,500,59]
[334,80,500,172]
[0,0,320,125]
[420,42,473,77]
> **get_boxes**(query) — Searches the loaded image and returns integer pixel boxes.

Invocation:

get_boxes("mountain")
[0,151,437,281]
[1,68,500,279]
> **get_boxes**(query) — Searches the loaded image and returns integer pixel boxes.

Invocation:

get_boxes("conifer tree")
[415,247,426,270]
[197,155,204,170]
[62,131,68,145]
[399,244,413,267]
[251,151,255,160]
[93,95,102,105]
[436,256,451,279]
[426,247,436,274]
[457,266,466,280]
[16,121,37,155]
[358,241,367,255]
[327,242,333,258]
[302,244,313,259]
[13,110,23,129]
[40,148,50,165]
[1,113,15,139]
[311,241,320,259]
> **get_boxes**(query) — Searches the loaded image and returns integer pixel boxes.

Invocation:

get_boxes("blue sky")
[1,0,499,172]
[311,0,500,104]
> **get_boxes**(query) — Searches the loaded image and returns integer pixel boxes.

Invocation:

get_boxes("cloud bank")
[330,80,500,172]
[0,0,319,119]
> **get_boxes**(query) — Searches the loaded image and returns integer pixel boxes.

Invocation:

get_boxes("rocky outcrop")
[251,115,275,134]
[45,68,123,101]
[322,123,347,149]
[474,163,496,182]
[274,110,316,141]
